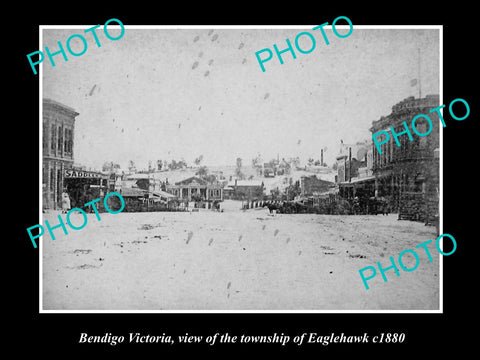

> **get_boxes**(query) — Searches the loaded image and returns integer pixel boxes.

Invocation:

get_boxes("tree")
[204,174,217,184]
[102,161,121,172]
[127,160,136,173]
[235,157,245,179]
[157,160,163,171]
[178,159,187,169]
[196,166,209,178]
[194,155,204,166]
[168,159,188,170]
[285,180,301,200]
[290,157,301,169]
[251,153,263,167]
[168,160,177,170]
[283,158,292,175]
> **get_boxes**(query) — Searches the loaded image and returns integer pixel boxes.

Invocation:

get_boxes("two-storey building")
[370,94,440,221]
[42,98,78,210]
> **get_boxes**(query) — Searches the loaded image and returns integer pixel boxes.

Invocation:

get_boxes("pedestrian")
[61,190,71,214]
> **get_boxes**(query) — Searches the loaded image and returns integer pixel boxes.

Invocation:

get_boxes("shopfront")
[63,169,109,209]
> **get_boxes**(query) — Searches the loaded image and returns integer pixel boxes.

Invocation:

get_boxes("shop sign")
[65,170,103,178]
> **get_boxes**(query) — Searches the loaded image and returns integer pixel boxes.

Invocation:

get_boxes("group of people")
[261,197,391,216]
[263,200,309,214]
[352,196,390,215]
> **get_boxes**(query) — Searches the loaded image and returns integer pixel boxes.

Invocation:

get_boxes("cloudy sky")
[42,25,439,170]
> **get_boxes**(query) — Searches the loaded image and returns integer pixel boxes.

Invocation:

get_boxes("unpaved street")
[42,201,439,310]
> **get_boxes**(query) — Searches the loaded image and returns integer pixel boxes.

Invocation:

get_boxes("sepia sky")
[42,26,440,170]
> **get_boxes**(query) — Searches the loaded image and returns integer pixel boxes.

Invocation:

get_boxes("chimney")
[321,149,324,166]
[349,147,352,182]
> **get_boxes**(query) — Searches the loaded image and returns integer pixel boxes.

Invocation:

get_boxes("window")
[417,123,427,148]
[389,140,393,163]
[64,129,69,153]
[414,174,424,192]
[57,168,62,202]
[42,166,47,186]
[50,125,56,151]
[400,127,406,156]
[43,124,48,152]
[405,131,410,154]
[382,143,386,166]
[58,126,63,152]
[385,142,389,165]
[64,129,73,153]
[50,168,55,191]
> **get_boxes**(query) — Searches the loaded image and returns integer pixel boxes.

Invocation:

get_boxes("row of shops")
[43,168,226,212]
[43,166,109,211]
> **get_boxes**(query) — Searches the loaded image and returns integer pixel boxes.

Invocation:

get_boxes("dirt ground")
[42,200,440,311]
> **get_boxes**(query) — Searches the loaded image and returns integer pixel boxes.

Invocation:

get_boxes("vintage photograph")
[40,26,441,311]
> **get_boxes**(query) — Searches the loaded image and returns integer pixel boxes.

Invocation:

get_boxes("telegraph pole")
[418,47,422,99]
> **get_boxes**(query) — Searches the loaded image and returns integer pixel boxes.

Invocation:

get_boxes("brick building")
[42,99,78,210]
[370,94,440,222]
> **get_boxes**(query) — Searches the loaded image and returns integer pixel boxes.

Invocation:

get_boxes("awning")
[340,175,376,186]
[312,187,339,196]
[152,190,177,199]
[120,187,148,197]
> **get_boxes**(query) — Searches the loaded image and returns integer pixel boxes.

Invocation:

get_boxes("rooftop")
[370,94,440,131]
[228,180,264,187]
[43,98,79,116]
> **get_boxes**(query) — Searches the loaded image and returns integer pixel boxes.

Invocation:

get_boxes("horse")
[264,201,279,214]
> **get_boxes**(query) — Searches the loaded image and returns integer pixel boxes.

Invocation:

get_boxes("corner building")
[370,95,440,222]
[42,98,78,210]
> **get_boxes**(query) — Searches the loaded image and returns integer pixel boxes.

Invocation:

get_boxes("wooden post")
[349,147,352,182]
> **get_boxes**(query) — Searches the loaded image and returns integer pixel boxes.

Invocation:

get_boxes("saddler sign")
[64,169,103,178]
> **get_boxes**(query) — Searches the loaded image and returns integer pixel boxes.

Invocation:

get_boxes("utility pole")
[418,47,422,99]
[349,147,352,183]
